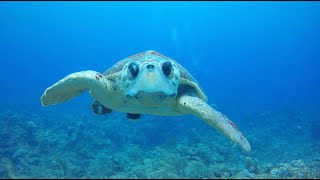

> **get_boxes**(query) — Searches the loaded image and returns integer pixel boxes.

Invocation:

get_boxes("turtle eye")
[162,61,173,77]
[128,62,139,78]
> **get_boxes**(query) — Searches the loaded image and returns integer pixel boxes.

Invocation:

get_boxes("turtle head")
[121,56,180,107]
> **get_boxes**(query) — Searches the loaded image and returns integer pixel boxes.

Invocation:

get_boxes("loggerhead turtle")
[41,50,251,152]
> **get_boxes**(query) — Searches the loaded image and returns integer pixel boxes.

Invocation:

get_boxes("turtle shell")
[103,50,208,102]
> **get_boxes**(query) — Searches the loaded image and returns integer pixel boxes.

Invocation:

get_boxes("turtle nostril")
[146,64,155,70]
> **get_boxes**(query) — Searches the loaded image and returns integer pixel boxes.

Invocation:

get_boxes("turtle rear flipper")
[92,100,112,115]
[126,113,141,120]
[176,95,251,152]
[41,70,112,107]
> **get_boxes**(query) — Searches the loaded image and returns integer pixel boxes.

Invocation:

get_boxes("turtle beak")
[135,91,168,107]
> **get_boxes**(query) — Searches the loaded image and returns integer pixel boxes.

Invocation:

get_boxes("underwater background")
[1,1,320,178]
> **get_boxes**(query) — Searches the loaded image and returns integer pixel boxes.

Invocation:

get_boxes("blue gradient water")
[0,2,320,178]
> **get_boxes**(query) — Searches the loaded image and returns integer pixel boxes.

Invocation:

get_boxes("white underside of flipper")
[41,70,104,107]
[177,95,251,152]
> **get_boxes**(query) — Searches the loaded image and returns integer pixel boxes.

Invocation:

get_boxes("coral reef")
[0,107,319,178]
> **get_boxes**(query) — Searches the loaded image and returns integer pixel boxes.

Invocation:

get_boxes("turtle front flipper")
[41,70,112,107]
[176,95,251,152]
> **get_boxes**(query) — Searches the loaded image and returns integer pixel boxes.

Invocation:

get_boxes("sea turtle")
[41,50,251,152]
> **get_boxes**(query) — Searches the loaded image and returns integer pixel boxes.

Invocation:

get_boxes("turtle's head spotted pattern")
[121,50,180,107]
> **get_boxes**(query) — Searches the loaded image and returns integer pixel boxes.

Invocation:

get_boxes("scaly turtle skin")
[41,50,251,152]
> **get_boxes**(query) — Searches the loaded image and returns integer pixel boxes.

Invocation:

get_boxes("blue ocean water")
[0,2,320,178]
